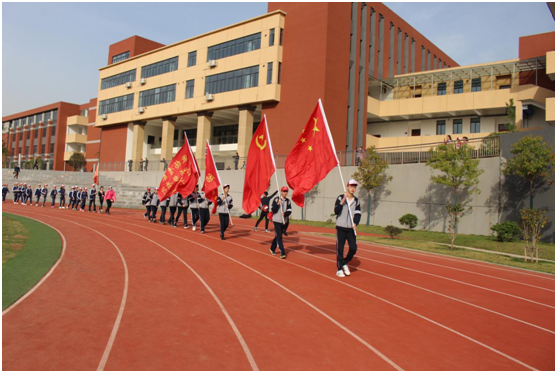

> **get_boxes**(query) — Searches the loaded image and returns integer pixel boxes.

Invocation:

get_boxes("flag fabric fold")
[242,116,276,214]
[285,99,339,207]
[157,132,200,201]
[93,162,99,185]
[202,140,221,214]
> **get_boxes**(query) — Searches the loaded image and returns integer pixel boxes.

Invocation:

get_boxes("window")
[45,112,51,122]
[41,144,45,154]
[185,80,195,99]
[187,51,197,67]
[22,118,27,126]
[499,85,511,90]
[453,119,463,134]
[26,146,29,154]
[33,145,37,154]
[205,66,259,94]
[269,29,275,46]
[454,80,464,94]
[101,69,136,90]
[470,118,480,133]
[278,62,282,84]
[51,125,56,137]
[207,33,261,61]
[141,57,178,79]
[471,78,481,92]
[147,135,155,145]
[279,28,284,46]
[498,123,509,132]
[185,129,197,146]
[99,94,135,115]
[35,130,39,139]
[112,51,130,64]
[436,120,446,135]
[411,129,421,136]
[267,62,273,84]
[212,125,238,145]
[437,82,446,96]
[139,84,176,107]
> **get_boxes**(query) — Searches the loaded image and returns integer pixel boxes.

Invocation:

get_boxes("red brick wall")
[107,35,165,65]
[519,31,555,60]
[99,124,128,163]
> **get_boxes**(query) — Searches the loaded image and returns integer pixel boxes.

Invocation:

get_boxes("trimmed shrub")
[490,221,521,242]
[385,225,402,239]
[399,214,418,230]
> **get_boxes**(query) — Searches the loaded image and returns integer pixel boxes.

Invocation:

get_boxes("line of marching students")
[3,182,116,214]
[137,179,362,277]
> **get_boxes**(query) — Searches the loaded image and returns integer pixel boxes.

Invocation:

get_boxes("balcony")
[65,133,87,144]
[64,151,86,161]
[67,115,88,126]
[547,51,555,81]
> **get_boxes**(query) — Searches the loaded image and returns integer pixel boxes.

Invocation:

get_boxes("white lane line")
[238,234,554,335]
[2,215,67,316]
[104,218,402,371]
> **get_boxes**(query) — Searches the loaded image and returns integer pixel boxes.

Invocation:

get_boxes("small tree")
[503,135,554,209]
[504,98,517,132]
[519,208,549,263]
[385,225,402,239]
[68,152,86,171]
[352,146,392,226]
[399,213,418,230]
[427,143,483,249]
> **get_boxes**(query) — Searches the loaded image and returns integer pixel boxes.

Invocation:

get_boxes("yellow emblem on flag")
[256,134,267,150]
[206,173,215,183]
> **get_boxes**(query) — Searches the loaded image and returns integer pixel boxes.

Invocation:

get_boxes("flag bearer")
[34,184,42,206]
[176,193,190,228]
[59,185,67,209]
[217,184,233,240]
[50,185,58,207]
[254,190,277,232]
[41,184,48,207]
[79,187,87,211]
[148,187,160,223]
[142,188,152,218]
[188,185,200,231]
[2,183,9,202]
[269,187,292,259]
[334,179,361,278]
[159,197,169,225]
[89,184,97,212]
[12,183,19,204]
[168,192,179,227]
[197,191,212,234]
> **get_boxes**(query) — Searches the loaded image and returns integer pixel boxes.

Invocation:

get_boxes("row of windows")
[99,94,134,115]
[207,33,261,61]
[142,57,179,79]
[112,51,130,64]
[139,84,176,107]
[436,118,481,135]
[205,66,259,95]
[7,110,58,128]
[437,78,483,96]
[268,28,283,47]
[101,69,136,90]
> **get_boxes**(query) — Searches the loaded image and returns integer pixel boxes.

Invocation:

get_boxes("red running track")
[2,204,554,371]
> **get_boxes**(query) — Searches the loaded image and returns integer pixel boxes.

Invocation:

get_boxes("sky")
[2,2,555,116]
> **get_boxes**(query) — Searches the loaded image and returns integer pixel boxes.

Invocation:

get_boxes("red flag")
[242,115,276,214]
[93,162,99,185]
[285,99,339,207]
[202,140,221,214]
[157,132,200,201]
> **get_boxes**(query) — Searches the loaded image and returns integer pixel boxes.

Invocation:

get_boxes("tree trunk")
[530,180,534,209]
[524,246,527,262]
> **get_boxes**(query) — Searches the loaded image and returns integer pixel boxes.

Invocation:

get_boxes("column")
[131,121,146,171]
[7,129,13,154]
[21,125,28,158]
[160,116,177,164]
[29,124,37,159]
[195,111,213,168]
[515,100,523,129]
[37,123,45,158]
[237,105,256,159]
[44,122,52,159]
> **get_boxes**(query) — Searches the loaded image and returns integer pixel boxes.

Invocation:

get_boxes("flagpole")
[185,131,199,229]
[264,115,285,225]
[319,99,357,236]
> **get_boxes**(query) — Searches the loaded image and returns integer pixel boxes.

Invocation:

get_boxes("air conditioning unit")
[102,114,107,120]
[126,82,132,88]
[209,60,217,68]
[138,107,145,114]
[140,78,146,85]
[205,93,214,102]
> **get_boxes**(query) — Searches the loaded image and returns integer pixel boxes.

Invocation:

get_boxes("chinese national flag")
[202,140,221,214]
[157,132,200,201]
[242,116,276,214]
[285,99,339,207]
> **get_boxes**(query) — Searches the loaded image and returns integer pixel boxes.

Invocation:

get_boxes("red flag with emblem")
[157,132,200,201]
[202,140,221,214]
[242,115,276,214]
[285,99,339,207]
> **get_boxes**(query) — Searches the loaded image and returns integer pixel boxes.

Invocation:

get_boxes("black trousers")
[169,206,176,225]
[149,205,158,221]
[14,193,20,202]
[80,199,86,210]
[35,196,41,205]
[199,208,210,231]
[160,206,167,223]
[42,196,47,206]
[255,212,270,230]
[176,206,188,226]
[336,228,357,270]
[99,197,104,210]
[283,220,290,233]
[89,199,96,212]
[59,196,66,208]
[270,222,286,256]
[51,197,56,207]
[2,193,7,202]
[106,200,112,214]
[144,205,150,217]
[191,208,199,226]
[219,213,229,236]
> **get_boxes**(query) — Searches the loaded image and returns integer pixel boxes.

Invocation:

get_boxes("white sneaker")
[342,265,351,276]
[192,226,196,231]
[336,270,345,278]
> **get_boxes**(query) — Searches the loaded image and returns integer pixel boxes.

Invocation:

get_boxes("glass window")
[437,82,446,96]
[269,29,275,46]
[267,62,273,84]
[470,118,480,133]
[185,129,197,146]
[207,33,261,61]
[278,62,282,84]
[185,80,195,99]
[188,51,197,67]
[139,84,176,107]
[499,85,511,90]
[453,119,463,134]
[101,69,136,90]
[454,80,463,94]
[99,94,135,115]
[205,66,259,94]
[436,120,446,135]
[141,57,179,79]
[212,125,238,145]
[471,78,481,92]
[44,112,51,122]
[51,125,56,136]
[112,51,130,64]
[279,28,284,46]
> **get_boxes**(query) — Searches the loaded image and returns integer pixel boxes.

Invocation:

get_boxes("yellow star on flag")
[301,137,306,143]
[308,145,313,152]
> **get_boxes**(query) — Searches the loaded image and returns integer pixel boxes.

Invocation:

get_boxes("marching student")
[254,190,277,232]
[41,184,48,207]
[334,179,361,278]
[25,184,33,206]
[98,186,105,213]
[68,187,74,210]
[12,183,19,204]
[104,186,116,214]
[20,183,27,205]
[148,187,160,222]
[175,193,190,229]
[34,184,42,206]
[216,184,233,240]
[197,191,212,234]
[2,183,9,202]
[188,185,200,231]
[168,192,179,227]
[89,184,97,212]
[59,185,67,209]
[79,187,88,212]
[72,186,80,210]
[50,185,58,207]
[269,186,292,259]
[142,187,152,218]
[159,197,169,225]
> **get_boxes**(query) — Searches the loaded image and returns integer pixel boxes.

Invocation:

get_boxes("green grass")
[2,213,62,310]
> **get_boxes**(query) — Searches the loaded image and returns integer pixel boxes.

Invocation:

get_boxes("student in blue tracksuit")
[188,185,200,230]
[197,192,212,234]
[34,184,42,206]
[50,185,58,207]
[25,184,33,205]
[41,184,48,207]
[12,183,20,204]
[89,184,97,212]
[59,185,67,209]
[2,183,9,202]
